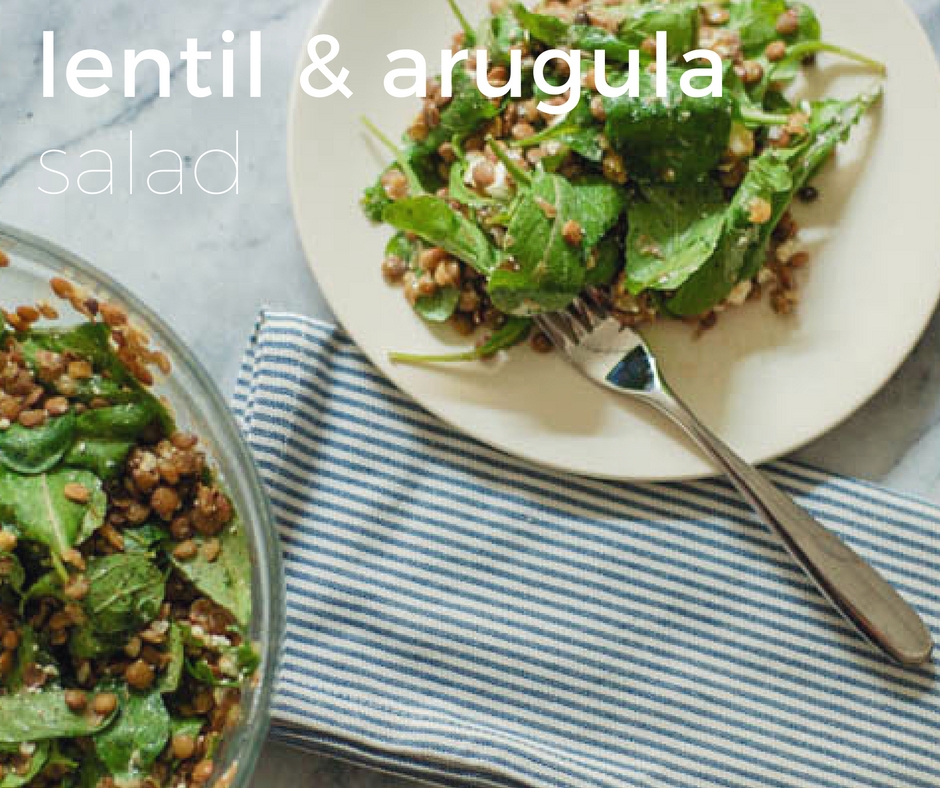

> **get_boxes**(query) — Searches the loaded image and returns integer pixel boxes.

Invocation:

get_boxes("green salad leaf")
[584,235,624,287]
[490,171,585,315]
[626,179,727,293]
[0,469,105,569]
[0,691,118,743]
[512,1,698,63]
[92,687,170,784]
[0,741,49,787]
[615,1,700,59]
[0,414,76,476]
[170,517,252,628]
[383,195,504,276]
[569,176,628,249]
[19,323,174,434]
[74,401,162,441]
[668,89,881,315]
[604,69,734,182]
[63,438,133,481]
[157,624,185,694]
[0,552,25,597]
[122,523,170,555]
[83,553,166,635]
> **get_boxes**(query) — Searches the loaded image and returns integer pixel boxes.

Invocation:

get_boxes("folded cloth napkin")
[233,311,940,788]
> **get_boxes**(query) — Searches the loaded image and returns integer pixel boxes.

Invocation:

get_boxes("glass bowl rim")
[0,220,285,788]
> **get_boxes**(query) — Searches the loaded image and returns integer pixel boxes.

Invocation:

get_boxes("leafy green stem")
[389,317,532,364]
[51,553,68,584]
[389,350,485,364]
[445,0,477,47]
[487,140,532,187]
[785,41,887,75]
[738,106,792,127]
[361,116,423,193]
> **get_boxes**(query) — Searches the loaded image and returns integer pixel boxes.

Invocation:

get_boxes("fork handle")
[647,389,934,667]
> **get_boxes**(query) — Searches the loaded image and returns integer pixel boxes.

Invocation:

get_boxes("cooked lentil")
[0,275,258,787]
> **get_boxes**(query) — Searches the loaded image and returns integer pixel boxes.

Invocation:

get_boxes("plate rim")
[287,0,940,482]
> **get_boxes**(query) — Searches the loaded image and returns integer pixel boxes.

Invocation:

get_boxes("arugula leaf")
[362,180,393,223]
[585,235,624,288]
[93,687,169,783]
[0,469,106,568]
[615,1,700,59]
[69,628,125,661]
[389,316,532,365]
[0,414,76,475]
[626,179,727,293]
[386,232,461,323]
[186,641,259,689]
[0,552,25,597]
[170,717,204,741]
[448,160,500,209]
[729,0,794,55]
[170,516,251,628]
[604,69,733,181]
[122,523,170,555]
[477,7,522,64]
[74,401,161,441]
[383,196,504,276]
[512,1,698,62]
[666,152,791,316]
[0,691,118,742]
[768,40,886,86]
[416,288,461,323]
[489,172,588,315]
[75,756,109,788]
[512,4,635,61]
[0,741,49,787]
[0,741,49,788]
[20,572,65,613]
[157,624,185,694]
[7,627,43,692]
[19,324,115,373]
[83,554,165,635]
[427,66,503,151]
[569,176,628,249]
[403,67,502,193]
[511,98,604,163]
[668,90,880,315]
[20,324,175,435]
[63,439,133,481]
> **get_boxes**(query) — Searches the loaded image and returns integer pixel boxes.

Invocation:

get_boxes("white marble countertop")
[2,0,940,784]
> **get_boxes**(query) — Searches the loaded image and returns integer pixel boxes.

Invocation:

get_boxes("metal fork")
[536,294,934,667]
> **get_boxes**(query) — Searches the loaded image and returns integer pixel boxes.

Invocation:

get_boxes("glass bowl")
[0,222,284,788]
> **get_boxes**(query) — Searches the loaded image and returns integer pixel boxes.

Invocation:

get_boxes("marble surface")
[2,0,940,785]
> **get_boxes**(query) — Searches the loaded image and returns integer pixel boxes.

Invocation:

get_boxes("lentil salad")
[362,0,884,361]
[0,258,256,788]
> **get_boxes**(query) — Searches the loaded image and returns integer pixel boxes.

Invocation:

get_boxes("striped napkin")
[233,311,940,788]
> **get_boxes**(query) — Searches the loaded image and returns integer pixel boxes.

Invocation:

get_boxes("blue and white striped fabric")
[233,311,940,788]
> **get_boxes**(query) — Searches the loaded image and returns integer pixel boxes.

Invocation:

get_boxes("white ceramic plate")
[288,0,940,481]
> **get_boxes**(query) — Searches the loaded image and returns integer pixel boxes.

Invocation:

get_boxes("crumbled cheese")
[726,281,753,307]
[775,238,800,263]
[728,123,755,159]
[757,267,776,285]
[208,634,232,650]
[219,654,239,678]
[463,152,514,200]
